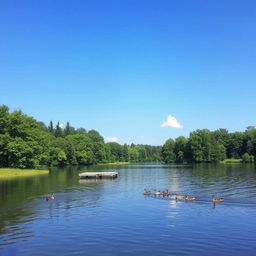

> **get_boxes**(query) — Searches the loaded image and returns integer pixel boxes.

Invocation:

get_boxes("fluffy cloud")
[59,123,65,129]
[105,137,118,142]
[161,115,183,129]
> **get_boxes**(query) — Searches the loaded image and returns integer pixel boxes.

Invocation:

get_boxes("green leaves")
[163,128,255,164]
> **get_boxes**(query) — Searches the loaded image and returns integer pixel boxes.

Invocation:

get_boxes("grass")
[0,168,49,178]
[221,158,242,163]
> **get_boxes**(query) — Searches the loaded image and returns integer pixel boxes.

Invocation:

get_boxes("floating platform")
[79,171,118,179]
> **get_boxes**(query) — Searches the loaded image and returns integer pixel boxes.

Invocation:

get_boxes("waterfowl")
[212,194,224,203]
[154,190,162,196]
[46,193,55,201]
[175,194,186,200]
[143,189,151,195]
[162,189,171,197]
[185,195,196,201]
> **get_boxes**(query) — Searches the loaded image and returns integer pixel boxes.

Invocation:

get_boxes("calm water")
[1,164,256,256]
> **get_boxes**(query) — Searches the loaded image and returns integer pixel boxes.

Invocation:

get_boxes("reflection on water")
[1,164,256,255]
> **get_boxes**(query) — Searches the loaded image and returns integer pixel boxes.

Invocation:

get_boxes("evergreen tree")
[48,120,54,134]
[65,121,70,136]
[55,121,62,137]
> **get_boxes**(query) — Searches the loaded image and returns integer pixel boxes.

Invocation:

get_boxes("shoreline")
[99,162,130,165]
[0,168,49,179]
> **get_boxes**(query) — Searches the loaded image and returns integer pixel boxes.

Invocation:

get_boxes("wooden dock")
[79,171,118,179]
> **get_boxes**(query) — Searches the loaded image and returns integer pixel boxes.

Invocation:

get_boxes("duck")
[143,189,151,195]
[162,189,170,197]
[185,195,196,201]
[175,194,186,200]
[154,190,162,196]
[46,193,55,201]
[212,194,224,203]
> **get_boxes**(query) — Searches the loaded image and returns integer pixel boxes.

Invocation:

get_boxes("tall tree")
[64,121,70,136]
[55,121,62,137]
[162,139,176,163]
[48,120,54,133]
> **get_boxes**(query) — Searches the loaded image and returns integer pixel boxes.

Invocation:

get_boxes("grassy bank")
[221,158,242,163]
[0,168,49,178]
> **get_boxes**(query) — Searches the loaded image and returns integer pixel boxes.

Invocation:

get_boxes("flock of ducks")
[46,190,224,204]
[143,189,224,203]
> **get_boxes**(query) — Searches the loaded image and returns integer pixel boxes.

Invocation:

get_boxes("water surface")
[1,164,256,256]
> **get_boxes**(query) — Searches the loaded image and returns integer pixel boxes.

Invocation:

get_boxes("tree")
[64,121,70,136]
[227,132,246,158]
[107,142,124,162]
[48,121,54,133]
[55,121,62,137]
[210,143,226,162]
[122,144,129,162]
[242,153,254,163]
[128,147,139,162]
[187,129,212,162]
[66,134,95,164]
[57,150,67,165]
[92,142,106,163]
[162,139,176,163]
[176,151,184,163]
[87,130,104,143]
[245,128,256,158]
[0,105,9,133]
[7,137,40,168]
[54,137,77,165]
[174,136,187,163]
[0,133,11,167]
[76,128,87,134]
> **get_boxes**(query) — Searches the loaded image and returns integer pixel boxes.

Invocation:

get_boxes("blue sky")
[1,0,256,145]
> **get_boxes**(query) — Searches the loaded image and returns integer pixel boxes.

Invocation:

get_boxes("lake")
[1,164,256,256]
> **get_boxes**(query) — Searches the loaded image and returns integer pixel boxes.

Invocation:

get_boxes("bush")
[242,153,254,163]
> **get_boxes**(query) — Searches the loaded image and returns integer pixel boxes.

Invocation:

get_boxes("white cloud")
[105,137,118,142]
[161,115,183,129]
[59,123,65,129]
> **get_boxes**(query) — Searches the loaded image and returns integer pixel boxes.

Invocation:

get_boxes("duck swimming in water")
[212,194,224,203]
[154,190,162,196]
[185,195,196,201]
[46,193,55,201]
[143,189,151,195]
[175,194,186,200]
[162,189,171,197]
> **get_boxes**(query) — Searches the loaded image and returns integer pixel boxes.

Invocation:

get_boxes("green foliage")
[48,120,54,133]
[107,142,124,162]
[55,121,63,137]
[66,134,95,164]
[245,128,256,157]
[128,147,139,162]
[221,158,242,163]
[163,127,255,164]
[242,153,254,163]
[227,132,246,159]
[87,130,104,143]
[57,150,67,165]
[210,143,226,162]
[162,139,176,163]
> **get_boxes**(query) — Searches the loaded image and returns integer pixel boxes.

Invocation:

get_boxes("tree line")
[0,105,161,168]
[0,105,255,168]
[162,128,256,163]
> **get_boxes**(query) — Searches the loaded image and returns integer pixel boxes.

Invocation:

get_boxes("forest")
[0,105,161,168]
[0,105,255,168]
[162,127,256,163]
